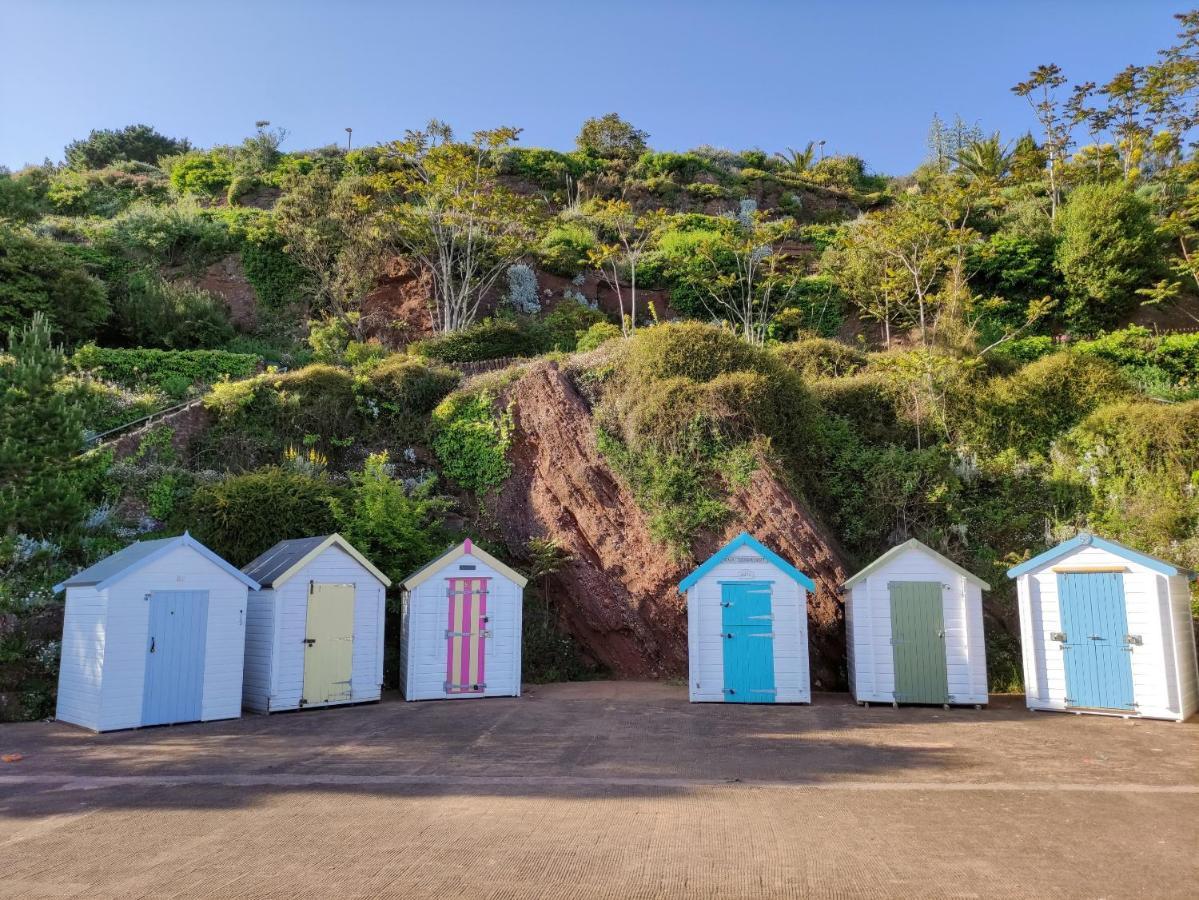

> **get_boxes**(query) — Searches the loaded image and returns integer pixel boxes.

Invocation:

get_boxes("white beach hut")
[678,531,815,704]
[1007,533,1198,721]
[240,534,391,713]
[399,539,527,700]
[841,539,990,708]
[54,532,259,732]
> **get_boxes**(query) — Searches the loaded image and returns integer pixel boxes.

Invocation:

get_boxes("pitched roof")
[242,534,391,589]
[842,538,990,590]
[678,531,815,594]
[54,533,260,593]
[1006,532,1196,580]
[402,539,528,590]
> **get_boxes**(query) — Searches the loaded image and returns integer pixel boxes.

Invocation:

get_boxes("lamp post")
[345,127,353,151]
[817,139,827,162]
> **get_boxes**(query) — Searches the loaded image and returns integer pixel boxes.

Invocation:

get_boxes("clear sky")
[0,0,1188,174]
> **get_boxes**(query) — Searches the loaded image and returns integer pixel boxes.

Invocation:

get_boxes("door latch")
[149,637,156,653]
[1049,631,1066,642]
[1124,634,1143,646]
[303,638,316,646]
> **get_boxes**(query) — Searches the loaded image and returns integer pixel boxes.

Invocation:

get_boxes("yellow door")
[302,582,355,707]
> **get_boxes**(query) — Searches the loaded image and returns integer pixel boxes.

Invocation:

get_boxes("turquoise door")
[142,590,209,726]
[720,582,775,703]
[1056,573,1135,711]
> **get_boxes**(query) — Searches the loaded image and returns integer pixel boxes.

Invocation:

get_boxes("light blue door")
[1057,573,1135,711]
[720,582,775,703]
[142,590,209,726]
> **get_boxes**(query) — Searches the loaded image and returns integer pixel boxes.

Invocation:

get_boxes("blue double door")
[720,582,776,703]
[1056,573,1135,711]
[142,590,210,726]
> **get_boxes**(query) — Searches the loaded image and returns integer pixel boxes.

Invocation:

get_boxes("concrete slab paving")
[1,683,1196,897]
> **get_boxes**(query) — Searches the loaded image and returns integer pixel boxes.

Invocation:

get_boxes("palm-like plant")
[951,133,1013,181]
[775,141,817,173]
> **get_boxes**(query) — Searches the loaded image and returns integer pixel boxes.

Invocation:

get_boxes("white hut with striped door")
[1007,533,1198,721]
[842,539,990,708]
[240,534,391,713]
[399,539,528,700]
[54,533,259,732]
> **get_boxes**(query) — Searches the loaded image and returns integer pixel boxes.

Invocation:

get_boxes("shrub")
[107,271,235,350]
[538,223,596,277]
[1073,326,1199,382]
[633,152,715,183]
[503,263,540,313]
[773,337,867,380]
[368,354,459,410]
[68,376,162,433]
[410,319,540,363]
[496,147,598,190]
[576,113,649,160]
[333,452,449,591]
[576,321,622,352]
[1056,181,1159,333]
[45,168,169,217]
[536,301,609,352]
[99,200,233,269]
[809,372,912,446]
[974,352,1131,454]
[989,335,1055,365]
[64,124,191,170]
[0,169,45,223]
[186,467,342,565]
[805,154,869,190]
[0,225,110,344]
[168,150,236,196]
[71,344,260,391]
[969,232,1056,325]
[430,390,513,494]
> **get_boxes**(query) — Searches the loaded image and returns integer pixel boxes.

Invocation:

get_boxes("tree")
[1012,65,1072,219]
[333,452,449,597]
[951,133,1012,182]
[0,225,110,344]
[688,211,798,345]
[575,113,649,159]
[274,170,384,338]
[775,142,817,173]
[0,313,87,539]
[64,124,190,170]
[380,122,539,333]
[586,200,662,335]
[1056,181,1159,332]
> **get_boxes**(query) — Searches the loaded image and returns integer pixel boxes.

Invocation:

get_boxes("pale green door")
[303,582,355,707]
[889,581,949,704]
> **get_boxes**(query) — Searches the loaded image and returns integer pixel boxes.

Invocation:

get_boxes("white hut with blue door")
[240,534,391,713]
[679,531,815,704]
[842,539,990,708]
[54,533,259,732]
[1008,533,1198,721]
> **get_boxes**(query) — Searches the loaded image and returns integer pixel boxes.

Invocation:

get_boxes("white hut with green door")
[842,539,990,708]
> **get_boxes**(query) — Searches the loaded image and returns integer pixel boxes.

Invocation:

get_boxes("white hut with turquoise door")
[841,539,990,708]
[240,534,391,713]
[54,533,259,732]
[1007,533,1198,721]
[399,539,528,700]
[679,531,815,704]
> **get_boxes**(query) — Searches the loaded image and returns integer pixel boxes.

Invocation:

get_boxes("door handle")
[303,638,316,646]
[149,637,155,653]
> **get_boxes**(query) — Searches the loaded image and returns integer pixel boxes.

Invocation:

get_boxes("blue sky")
[0,1,1187,173]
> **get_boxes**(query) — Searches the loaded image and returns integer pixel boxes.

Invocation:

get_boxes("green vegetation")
[10,10,1199,716]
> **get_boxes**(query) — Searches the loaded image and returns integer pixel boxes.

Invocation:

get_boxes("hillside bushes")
[0,226,110,343]
[106,272,235,350]
[430,390,513,494]
[72,345,260,393]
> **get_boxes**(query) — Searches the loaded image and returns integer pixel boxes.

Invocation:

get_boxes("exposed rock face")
[491,362,849,688]
[189,254,258,329]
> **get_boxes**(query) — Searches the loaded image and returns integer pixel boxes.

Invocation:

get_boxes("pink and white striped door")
[445,577,489,695]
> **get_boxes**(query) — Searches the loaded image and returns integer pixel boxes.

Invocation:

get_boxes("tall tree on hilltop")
[1012,64,1072,220]
[586,200,663,336]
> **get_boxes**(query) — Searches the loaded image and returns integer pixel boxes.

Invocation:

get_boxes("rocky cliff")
[490,361,850,688]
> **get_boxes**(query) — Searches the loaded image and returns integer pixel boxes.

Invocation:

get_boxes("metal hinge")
[445,629,493,639]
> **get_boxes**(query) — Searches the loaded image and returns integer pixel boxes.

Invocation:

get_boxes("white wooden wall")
[685,546,810,704]
[263,545,387,711]
[55,586,105,731]
[1016,544,1196,720]
[1167,574,1199,721]
[56,545,249,732]
[402,555,522,700]
[845,547,988,705]
[241,586,276,712]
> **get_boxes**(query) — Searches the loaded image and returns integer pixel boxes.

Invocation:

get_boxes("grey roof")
[242,535,331,588]
[54,533,260,592]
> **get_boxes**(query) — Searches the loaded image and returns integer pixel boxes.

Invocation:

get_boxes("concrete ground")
[0,683,1196,899]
